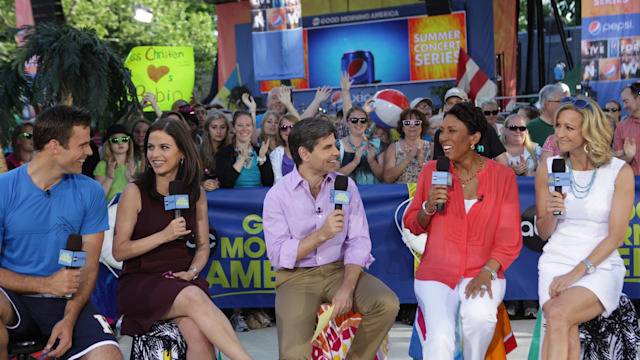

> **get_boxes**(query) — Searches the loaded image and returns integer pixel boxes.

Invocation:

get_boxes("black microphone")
[331,175,350,210]
[58,234,86,299]
[551,158,569,216]
[166,180,190,239]
[433,156,452,212]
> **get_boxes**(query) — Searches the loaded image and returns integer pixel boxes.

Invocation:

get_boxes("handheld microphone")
[433,156,452,212]
[549,158,570,216]
[166,180,190,239]
[331,175,350,210]
[58,234,86,299]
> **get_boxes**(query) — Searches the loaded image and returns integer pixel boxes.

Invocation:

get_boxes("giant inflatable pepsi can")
[370,89,410,129]
[342,50,375,85]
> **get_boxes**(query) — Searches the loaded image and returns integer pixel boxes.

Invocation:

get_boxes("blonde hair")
[500,114,538,169]
[104,133,135,164]
[555,96,613,167]
[276,114,300,147]
[260,110,280,143]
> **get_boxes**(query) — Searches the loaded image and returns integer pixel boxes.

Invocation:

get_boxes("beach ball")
[370,89,410,129]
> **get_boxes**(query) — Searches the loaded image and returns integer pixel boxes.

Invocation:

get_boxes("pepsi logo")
[331,91,343,105]
[604,63,617,77]
[271,14,282,27]
[589,21,601,36]
[348,59,368,79]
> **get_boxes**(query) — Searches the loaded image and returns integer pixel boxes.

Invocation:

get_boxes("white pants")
[414,277,506,360]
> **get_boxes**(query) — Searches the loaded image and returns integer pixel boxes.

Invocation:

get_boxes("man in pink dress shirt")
[614,82,640,175]
[263,118,399,359]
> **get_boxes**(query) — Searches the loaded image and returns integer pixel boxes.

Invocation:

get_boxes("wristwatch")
[189,267,200,280]
[483,265,497,280]
[581,259,595,274]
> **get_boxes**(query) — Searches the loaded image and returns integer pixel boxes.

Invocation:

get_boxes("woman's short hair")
[288,118,337,166]
[345,106,369,123]
[445,102,487,138]
[479,98,498,109]
[396,108,428,138]
[276,114,300,147]
[138,118,203,205]
[555,96,613,167]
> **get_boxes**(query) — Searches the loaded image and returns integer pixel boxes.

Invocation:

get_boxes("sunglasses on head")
[349,117,368,124]
[402,120,422,126]
[506,125,527,132]
[109,136,131,144]
[18,132,33,140]
[560,97,593,113]
[279,125,294,131]
[603,107,620,113]
[483,110,499,116]
[626,82,640,95]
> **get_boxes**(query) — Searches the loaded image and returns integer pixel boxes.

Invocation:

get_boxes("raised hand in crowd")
[277,85,302,118]
[339,71,354,120]
[141,91,163,119]
[363,98,375,114]
[300,85,332,119]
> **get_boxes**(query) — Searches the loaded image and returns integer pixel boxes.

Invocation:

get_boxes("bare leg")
[0,290,17,360]
[174,316,215,359]
[542,286,604,360]
[162,286,251,360]
[567,325,580,360]
[81,344,123,360]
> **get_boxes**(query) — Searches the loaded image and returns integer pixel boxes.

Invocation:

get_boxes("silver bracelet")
[421,200,436,216]
[189,267,199,280]
[257,156,266,163]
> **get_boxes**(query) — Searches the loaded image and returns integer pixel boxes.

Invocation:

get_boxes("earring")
[470,144,476,150]
[584,144,589,155]
[180,158,185,166]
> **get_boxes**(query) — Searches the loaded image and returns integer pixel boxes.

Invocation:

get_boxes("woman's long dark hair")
[138,118,202,205]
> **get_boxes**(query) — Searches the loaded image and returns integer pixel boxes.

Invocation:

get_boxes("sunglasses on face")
[402,120,422,126]
[483,110,499,116]
[279,125,294,131]
[603,107,620,113]
[18,132,33,140]
[506,125,527,132]
[349,117,368,124]
[109,136,131,144]
[560,96,593,113]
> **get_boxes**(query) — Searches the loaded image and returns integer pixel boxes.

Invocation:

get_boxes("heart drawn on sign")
[147,65,170,83]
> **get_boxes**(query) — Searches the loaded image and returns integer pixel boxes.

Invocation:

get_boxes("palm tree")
[0,23,140,146]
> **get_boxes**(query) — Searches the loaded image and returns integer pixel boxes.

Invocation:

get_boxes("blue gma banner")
[203,179,640,309]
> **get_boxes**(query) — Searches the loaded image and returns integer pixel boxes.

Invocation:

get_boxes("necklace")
[234,145,254,169]
[453,157,484,188]
[347,136,367,152]
[567,158,598,199]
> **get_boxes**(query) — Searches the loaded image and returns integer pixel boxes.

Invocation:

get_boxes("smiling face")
[57,125,93,174]
[346,110,368,136]
[263,114,279,137]
[279,118,294,144]
[504,117,527,146]
[133,122,149,147]
[621,87,640,119]
[233,114,253,143]
[402,113,423,140]
[147,130,183,177]
[554,109,586,154]
[208,118,228,144]
[439,114,480,163]
[300,133,340,175]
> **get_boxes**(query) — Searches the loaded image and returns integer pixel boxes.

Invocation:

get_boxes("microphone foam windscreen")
[334,175,348,191]
[169,180,184,195]
[552,158,565,173]
[436,156,450,172]
[66,234,83,251]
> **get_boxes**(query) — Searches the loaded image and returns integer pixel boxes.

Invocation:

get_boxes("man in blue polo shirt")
[0,106,122,360]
